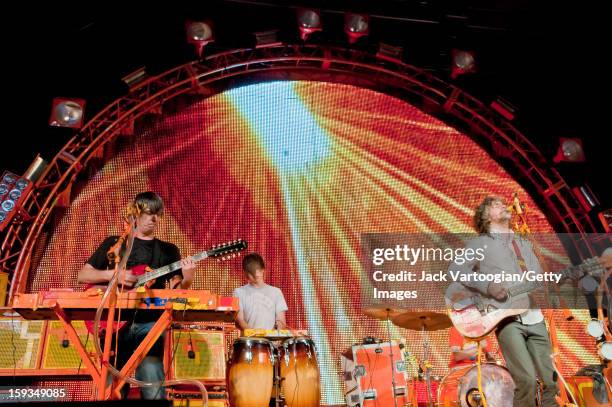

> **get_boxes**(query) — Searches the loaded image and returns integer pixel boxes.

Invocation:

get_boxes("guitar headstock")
[208,239,248,261]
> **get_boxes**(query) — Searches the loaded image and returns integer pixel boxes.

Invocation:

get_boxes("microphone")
[512,193,524,215]
[187,339,196,359]
[106,216,134,262]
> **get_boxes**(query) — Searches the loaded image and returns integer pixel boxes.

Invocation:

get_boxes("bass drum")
[437,363,515,407]
[227,337,275,407]
[279,337,320,407]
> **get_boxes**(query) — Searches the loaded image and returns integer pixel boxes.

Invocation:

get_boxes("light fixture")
[376,43,403,63]
[254,30,281,48]
[23,155,48,185]
[598,208,611,232]
[122,67,148,89]
[572,184,600,211]
[0,171,32,232]
[451,49,476,79]
[490,97,516,121]
[49,97,86,129]
[185,20,214,58]
[553,138,585,163]
[297,9,322,41]
[344,13,369,44]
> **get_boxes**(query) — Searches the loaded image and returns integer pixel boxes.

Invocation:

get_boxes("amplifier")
[168,329,226,382]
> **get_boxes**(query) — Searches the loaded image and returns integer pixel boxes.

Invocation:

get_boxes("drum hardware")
[466,388,482,406]
[362,336,380,345]
[279,337,320,407]
[437,363,515,407]
[273,349,283,407]
[392,311,451,407]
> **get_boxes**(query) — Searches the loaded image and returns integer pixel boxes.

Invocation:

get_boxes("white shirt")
[233,283,288,329]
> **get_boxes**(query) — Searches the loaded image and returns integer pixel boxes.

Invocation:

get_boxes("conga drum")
[279,337,320,407]
[437,363,515,407]
[228,337,275,407]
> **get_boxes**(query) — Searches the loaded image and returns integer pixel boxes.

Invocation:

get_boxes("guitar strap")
[152,238,163,268]
[511,239,527,272]
[113,237,163,268]
[511,238,534,325]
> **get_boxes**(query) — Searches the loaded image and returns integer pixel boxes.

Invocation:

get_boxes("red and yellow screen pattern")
[31,81,597,404]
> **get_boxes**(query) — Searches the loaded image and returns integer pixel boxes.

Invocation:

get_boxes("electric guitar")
[446,257,605,339]
[85,239,247,335]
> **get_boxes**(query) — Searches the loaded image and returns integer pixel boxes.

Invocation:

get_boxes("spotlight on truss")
[297,9,322,41]
[553,138,585,163]
[185,20,214,58]
[254,30,282,48]
[451,49,476,79]
[344,13,369,44]
[49,97,86,129]
[376,42,404,63]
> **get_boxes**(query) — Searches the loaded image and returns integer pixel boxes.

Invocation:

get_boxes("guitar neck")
[136,250,209,286]
[507,259,600,298]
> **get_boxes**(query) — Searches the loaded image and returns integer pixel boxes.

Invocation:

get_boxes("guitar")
[446,257,605,339]
[85,239,247,335]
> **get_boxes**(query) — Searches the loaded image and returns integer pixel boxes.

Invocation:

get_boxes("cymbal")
[363,306,405,320]
[392,311,451,331]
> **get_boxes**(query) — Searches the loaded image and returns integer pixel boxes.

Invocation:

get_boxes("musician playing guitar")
[451,196,559,407]
[77,191,196,399]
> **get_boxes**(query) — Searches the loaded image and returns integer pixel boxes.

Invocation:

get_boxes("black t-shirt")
[86,236,182,289]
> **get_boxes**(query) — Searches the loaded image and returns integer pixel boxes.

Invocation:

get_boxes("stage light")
[344,13,369,44]
[23,155,48,186]
[49,97,86,129]
[254,30,281,48]
[297,8,322,41]
[598,208,611,232]
[185,20,214,58]
[572,184,599,212]
[490,97,516,121]
[0,170,33,232]
[451,49,476,79]
[122,67,148,89]
[553,138,585,163]
[376,43,403,63]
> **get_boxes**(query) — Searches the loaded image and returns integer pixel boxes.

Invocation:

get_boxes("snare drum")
[278,337,320,407]
[228,337,275,407]
[437,363,515,407]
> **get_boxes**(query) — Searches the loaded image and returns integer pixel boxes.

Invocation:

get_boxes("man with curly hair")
[451,195,558,407]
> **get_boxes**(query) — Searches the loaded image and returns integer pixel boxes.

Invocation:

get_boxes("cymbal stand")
[273,343,283,407]
[384,309,399,407]
[420,323,434,407]
[400,338,419,407]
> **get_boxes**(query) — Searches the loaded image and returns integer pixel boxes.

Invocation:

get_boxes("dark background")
[3,1,608,208]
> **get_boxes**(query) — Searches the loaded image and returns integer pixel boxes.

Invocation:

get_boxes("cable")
[10,313,17,385]
[476,343,488,407]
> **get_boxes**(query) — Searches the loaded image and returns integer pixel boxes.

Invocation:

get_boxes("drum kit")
[363,306,515,407]
[227,332,320,407]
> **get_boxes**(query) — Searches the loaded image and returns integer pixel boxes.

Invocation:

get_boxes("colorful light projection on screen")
[33,81,598,404]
